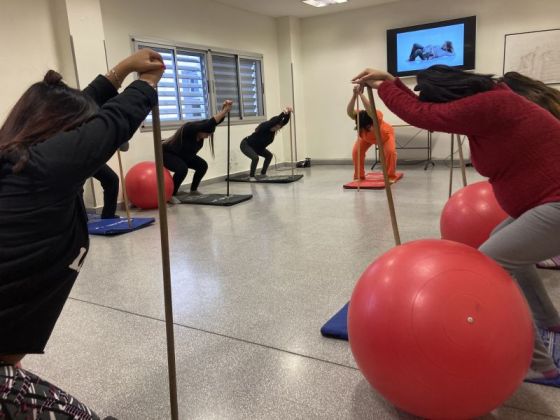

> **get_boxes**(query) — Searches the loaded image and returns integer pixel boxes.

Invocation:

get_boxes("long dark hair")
[0,70,98,174]
[355,110,373,132]
[500,72,560,120]
[415,65,496,103]
[164,123,216,158]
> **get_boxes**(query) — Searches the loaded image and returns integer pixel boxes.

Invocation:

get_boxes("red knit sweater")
[378,78,560,218]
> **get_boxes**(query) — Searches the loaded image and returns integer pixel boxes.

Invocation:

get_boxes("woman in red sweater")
[346,85,397,181]
[353,65,560,380]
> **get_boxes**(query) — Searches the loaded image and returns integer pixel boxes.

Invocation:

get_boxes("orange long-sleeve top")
[358,110,395,145]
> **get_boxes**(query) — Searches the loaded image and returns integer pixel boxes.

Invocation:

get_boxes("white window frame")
[131,36,266,131]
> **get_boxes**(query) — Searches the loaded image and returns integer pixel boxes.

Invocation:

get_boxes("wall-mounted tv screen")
[387,16,476,77]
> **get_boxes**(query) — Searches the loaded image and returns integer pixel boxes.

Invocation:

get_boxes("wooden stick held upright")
[116,151,132,228]
[365,86,401,246]
[103,40,131,227]
[151,102,180,420]
[449,133,455,198]
[289,112,295,178]
[355,93,361,192]
[227,112,231,197]
[290,63,299,163]
[457,134,468,187]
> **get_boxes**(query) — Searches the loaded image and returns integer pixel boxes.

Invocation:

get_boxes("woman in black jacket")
[0,48,164,418]
[240,107,292,179]
[163,100,232,199]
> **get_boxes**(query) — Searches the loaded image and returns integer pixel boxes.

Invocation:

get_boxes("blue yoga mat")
[320,302,349,340]
[321,303,560,388]
[87,215,155,236]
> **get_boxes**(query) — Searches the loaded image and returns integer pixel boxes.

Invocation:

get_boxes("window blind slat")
[139,43,263,125]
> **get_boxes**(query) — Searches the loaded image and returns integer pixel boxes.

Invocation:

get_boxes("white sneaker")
[169,196,181,204]
[248,176,257,181]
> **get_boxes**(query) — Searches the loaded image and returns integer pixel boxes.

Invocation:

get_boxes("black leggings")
[163,151,208,194]
[240,138,273,177]
[92,164,119,219]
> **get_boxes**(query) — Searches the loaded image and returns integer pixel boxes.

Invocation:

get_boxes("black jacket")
[162,115,225,158]
[245,111,290,150]
[0,75,157,353]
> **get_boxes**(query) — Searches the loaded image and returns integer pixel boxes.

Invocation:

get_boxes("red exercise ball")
[441,181,508,248]
[125,161,173,209]
[348,239,533,419]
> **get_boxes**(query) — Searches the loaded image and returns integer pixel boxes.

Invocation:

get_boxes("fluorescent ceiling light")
[302,0,348,7]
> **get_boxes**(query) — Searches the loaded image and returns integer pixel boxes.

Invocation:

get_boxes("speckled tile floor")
[24,164,560,419]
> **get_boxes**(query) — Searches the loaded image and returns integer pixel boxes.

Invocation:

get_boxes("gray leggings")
[479,202,560,372]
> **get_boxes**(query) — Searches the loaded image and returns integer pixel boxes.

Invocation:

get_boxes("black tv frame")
[387,16,477,77]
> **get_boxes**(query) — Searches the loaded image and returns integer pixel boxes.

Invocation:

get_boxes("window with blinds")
[239,58,264,118]
[140,46,180,124]
[176,50,209,121]
[211,54,241,118]
[135,39,265,127]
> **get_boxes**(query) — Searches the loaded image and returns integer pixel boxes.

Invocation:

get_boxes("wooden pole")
[365,87,401,246]
[290,63,299,163]
[289,113,295,178]
[151,102,180,420]
[227,112,231,196]
[355,94,361,192]
[449,133,455,198]
[116,150,132,228]
[457,134,468,187]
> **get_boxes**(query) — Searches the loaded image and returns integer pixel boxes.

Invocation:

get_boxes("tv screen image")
[387,16,476,77]
[397,23,465,72]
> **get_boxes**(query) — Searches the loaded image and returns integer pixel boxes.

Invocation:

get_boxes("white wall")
[99,0,287,185]
[0,0,62,123]
[300,0,560,161]
[277,17,308,162]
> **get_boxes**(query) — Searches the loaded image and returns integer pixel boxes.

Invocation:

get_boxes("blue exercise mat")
[320,302,349,340]
[87,215,155,236]
[321,303,560,388]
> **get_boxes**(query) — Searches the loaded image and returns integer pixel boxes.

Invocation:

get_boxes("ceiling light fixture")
[302,0,348,8]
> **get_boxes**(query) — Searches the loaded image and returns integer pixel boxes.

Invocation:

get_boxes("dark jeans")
[93,164,119,219]
[240,138,273,177]
[163,151,208,194]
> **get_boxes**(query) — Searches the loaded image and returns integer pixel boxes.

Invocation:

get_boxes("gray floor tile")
[31,164,560,418]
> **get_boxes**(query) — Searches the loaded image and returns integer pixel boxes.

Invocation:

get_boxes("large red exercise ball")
[440,181,508,248]
[125,161,173,209]
[348,239,533,419]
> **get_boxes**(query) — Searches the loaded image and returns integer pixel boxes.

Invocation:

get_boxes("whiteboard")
[503,29,560,84]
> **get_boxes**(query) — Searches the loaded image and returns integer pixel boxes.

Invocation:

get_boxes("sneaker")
[259,174,268,178]
[169,196,181,204]
[248,176,257,181]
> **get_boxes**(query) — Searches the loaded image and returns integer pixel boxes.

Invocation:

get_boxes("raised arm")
[213,100,233,125]
[347,86,361,120]
[377,78,502,135]
[83,49,164,107]
[278,106,292,127]
[34,81,158,186]
[33,50,164,185]
[353,68,502,136]
[256,110,289,133]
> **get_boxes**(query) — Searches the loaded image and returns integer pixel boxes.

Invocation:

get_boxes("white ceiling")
[213,0,402,18]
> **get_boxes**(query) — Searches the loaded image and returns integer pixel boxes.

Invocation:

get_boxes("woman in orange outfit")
[346,85,397,181]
